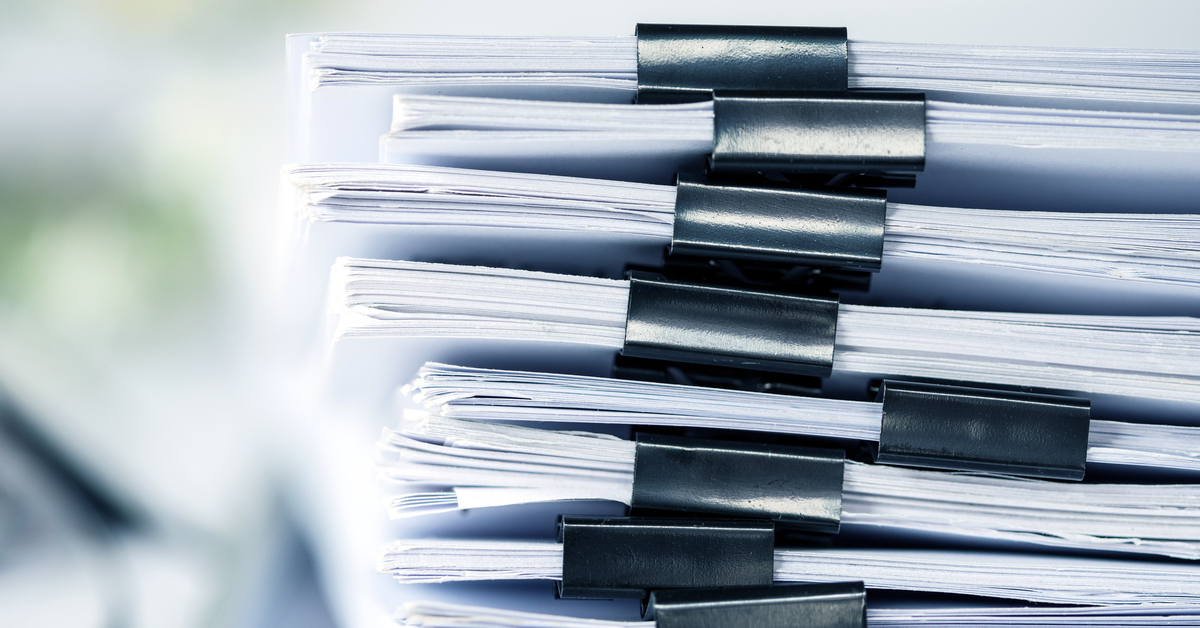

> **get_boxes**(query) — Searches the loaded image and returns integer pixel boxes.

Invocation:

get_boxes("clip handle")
[632,433,844,533]
[622,273,839,377]
[709,91,927,175]
[558,516,775,599]
[671,175,887,271]
[645,582,867,628]
[876,380,1091,480]
[636,24,848,103]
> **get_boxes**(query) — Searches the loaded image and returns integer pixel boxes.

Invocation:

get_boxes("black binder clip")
[875,380,1092,480]
[612,355,824,397]
[645,582,867,628]
[631,434,844,533]
[557,516,776,599]
[709,91,927,176]
[635,24,848,103]
[621,272,840,377]
[670,174,888,272]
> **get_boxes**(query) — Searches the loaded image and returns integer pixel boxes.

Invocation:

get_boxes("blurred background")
[1,1,1198,627]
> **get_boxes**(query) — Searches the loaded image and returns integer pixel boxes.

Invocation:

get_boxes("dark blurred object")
[0,394,139,535]
[0,387,137,627]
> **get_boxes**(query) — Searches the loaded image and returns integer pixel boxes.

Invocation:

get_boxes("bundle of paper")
[393,600,1200,628]
[278,22,1200,628]
[285,163,1200,288]
[290,32,1200,166]
[327,258,1200,404]
[401,363,1200,474]
[303,34,1200,107]
[377,96,1200,211]
[373,413,1200,558]
[281,163,1200,330]
[378,540,1200,605]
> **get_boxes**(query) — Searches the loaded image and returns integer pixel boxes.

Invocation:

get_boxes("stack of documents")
[278,22,1200,628]
[286,163,1200,287]
[376,413,1200,558]
[377,95,1200,209]
[302,34,1200,108]
[379,540,1200,605]
[402,363,1200,474]
[290,32,1200,211]
[395,601,1200,628]
[328,258,1200,405]
[292,33,1200,166]
[282,163,1200,324]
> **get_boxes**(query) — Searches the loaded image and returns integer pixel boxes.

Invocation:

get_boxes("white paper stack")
[290,33,1200,164]
[394,601,1200,628]
[382,97,711,183]
[304,35,1200,108]
[285,163,1200,288]
[374,413,1200,559]
[402,363,1200,474]
[377,95,1200,211]
[279,23,1200,628]
[378,540,1200,605]
[281,163,1200,325]
[326,258,1200,408]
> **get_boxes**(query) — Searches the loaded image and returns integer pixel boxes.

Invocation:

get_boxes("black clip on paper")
[645,582,867,628]
[635,24,848,103]
[631,433,844,533]
[709,91,927,176]
[557,516,775,599]
[671,175,887,272]
[622,272,839,377]
[876,380,1092,480]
